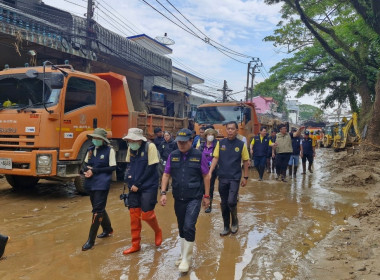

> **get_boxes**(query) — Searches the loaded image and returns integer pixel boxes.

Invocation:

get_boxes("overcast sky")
[43,0,317,106]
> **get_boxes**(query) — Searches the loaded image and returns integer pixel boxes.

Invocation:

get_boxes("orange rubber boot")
[123,208,142,255]
[141,210,162,246]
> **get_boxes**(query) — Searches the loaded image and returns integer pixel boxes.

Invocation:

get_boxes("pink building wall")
[250,96,275,114]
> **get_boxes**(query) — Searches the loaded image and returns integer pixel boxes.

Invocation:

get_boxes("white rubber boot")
[175,238,185,266]
[178,240,194,273]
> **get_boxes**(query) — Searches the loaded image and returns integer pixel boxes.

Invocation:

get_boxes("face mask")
[92,139,103,147]
[207,135,214,142]
[129,142,141,151]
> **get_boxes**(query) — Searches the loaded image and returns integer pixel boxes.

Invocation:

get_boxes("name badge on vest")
[189,157,200,162]
[221,145,226,151]
[141,152,145,157]
[235,147,240,152]
[172,157,180,162]
[100,155,105,159]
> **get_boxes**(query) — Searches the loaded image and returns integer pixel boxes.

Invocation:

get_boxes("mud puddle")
[0,149,367,279]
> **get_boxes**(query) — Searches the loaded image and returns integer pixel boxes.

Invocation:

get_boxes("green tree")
[263,0,380,145]
[299,104,323,121]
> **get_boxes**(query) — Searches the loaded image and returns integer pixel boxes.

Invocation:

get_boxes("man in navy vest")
[289,128,302,178]
[250,127,274,181]
[209,121,250,236]
[160,128,210,273]
[82,128,116,251]
[300,131,316,174]
[122,128,162,255]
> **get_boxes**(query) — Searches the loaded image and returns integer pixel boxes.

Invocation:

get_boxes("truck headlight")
[37,154,52,175]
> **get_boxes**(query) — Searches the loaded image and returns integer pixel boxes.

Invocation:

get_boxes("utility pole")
[218,80,233,102]
[245,58,263,102]
[85,0,95,72]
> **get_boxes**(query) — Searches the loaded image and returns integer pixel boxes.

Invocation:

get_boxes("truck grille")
[0,135,35,149]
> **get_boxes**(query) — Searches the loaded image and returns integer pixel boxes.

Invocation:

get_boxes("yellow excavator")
[322,123,338,148]
[333,112,361,151]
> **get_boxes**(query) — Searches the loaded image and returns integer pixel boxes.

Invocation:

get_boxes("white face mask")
[207,135,214,142]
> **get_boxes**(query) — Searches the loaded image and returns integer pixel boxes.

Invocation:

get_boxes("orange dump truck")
[0,64,187,193]
[194,101,260,142]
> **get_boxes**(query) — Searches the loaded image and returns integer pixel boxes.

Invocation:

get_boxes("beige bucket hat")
[87,128,110,144]
[123,128,147,142]
[204,128,218,137]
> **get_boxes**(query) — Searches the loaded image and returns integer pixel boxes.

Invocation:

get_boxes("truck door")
[59,76,97,160]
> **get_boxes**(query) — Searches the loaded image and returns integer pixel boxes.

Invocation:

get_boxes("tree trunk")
[367,74,380,145]
[357,80,373,114]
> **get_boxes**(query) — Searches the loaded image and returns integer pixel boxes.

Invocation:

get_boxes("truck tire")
[74,175,88,195]
[5,175,39,190]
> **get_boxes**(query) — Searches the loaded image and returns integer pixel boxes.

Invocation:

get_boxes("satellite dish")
[155,33,175,46]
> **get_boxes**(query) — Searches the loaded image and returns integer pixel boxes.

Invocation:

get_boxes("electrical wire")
[164,0,253,59]
[138,0,248,64]
[95,0,223,87]
[95,0,223,89]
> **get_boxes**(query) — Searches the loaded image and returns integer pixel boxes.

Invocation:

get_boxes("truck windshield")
[195,106,243,124]
[0,74,60,109]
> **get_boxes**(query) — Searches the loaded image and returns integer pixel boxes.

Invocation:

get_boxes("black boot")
[230,206,239,234]
[82,213,102,251]
[302,162,306,174]
[294,166,298,178]
[259,166,265,181]
[97,211,113,238]
[288,165,293,179]
[205,198,213,213]
[220,203,230,236]
[281,169,287,182]
[0,234,9,258]
[308,163,313,173]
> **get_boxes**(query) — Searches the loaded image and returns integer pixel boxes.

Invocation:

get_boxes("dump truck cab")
[0,65,111,190]
[194,101,260,141]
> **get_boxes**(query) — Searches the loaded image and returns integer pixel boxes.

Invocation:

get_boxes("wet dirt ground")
[0,149,369,280]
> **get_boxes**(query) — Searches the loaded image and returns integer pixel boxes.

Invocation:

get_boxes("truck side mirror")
[50,73,64,89]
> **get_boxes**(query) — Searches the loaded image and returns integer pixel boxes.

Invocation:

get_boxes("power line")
[164,0,253,59]
[95,0,223,88]
[138,0,248,64]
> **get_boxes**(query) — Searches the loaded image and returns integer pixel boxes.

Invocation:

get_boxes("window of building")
[64,77,96,113]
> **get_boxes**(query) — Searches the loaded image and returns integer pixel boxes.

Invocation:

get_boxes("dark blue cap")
[176,128,192,141]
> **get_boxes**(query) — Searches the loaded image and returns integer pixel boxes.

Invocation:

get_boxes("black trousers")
[174,198,201,242]
[218,178,240,208]
[302,153,314,165]
[90,190,109,213]
[128,190,158,212]
[276,153,292,176]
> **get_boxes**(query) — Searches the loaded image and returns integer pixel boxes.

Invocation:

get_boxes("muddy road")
[0,149,368,280]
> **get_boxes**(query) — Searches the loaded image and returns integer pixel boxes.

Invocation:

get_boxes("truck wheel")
[74,175,89,195]
[5,175,39,190]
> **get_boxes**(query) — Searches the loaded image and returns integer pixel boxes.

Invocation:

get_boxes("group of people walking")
[250,124,316,182]
[79,121,249,273]
[0,122,317,274]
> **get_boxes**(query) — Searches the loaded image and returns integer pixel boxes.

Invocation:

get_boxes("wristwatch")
[203,194,210,199]
[243,176,248,180]
[160,191,167,196]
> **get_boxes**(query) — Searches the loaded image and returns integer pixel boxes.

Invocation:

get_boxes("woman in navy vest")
[159,131,178,163]
[198,128,218,213]
[82,128,116,251]
[122,128,162,255]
